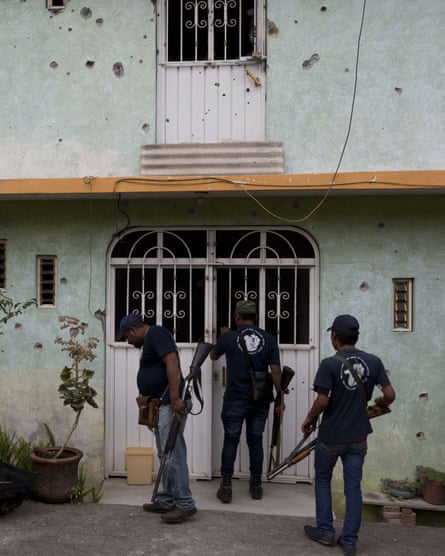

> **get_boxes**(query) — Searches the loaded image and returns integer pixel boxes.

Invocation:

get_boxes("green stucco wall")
[1,194,444,492]
[0,0,157,178]
[0,1,444,177]
[266,0,445,173]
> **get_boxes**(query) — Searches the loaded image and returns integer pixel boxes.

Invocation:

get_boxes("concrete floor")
[101,476,316,517]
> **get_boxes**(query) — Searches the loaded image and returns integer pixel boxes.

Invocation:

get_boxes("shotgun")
[151,341,213,503]
[267,403,391,481]
[267,421,317,481]
[267,365,295,472]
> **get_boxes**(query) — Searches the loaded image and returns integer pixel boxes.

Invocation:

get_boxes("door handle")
[213,367,226,386]
[246,69,261,87]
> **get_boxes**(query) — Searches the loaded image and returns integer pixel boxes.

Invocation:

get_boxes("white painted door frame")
[105,227,319,482]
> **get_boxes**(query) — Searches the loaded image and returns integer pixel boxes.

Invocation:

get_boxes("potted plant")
[30,316,99,503]
[416,465,445,505]
[381,477,419,500]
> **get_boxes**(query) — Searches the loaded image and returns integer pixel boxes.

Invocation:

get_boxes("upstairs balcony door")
[156,0,267,143]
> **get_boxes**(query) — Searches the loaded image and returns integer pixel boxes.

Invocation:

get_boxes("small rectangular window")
[393,278,413,331]
[46,0,66,10]
[38,256,57,307]
[0,240,6,289]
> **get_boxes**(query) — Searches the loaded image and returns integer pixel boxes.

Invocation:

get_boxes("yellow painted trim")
[1,170,445,197]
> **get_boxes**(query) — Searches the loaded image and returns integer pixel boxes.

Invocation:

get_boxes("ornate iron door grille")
[111,228,316,345]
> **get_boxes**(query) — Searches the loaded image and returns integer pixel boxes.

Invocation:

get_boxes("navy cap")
[235,300,257,314]
[327,314,360,336]
[117,314,144,340]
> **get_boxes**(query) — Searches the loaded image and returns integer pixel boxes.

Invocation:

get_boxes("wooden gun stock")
[267,438,316,481]
[280,366,296,394]
[367,403,391,419]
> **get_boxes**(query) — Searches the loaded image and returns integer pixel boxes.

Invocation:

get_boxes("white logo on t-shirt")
[238,328,265,355]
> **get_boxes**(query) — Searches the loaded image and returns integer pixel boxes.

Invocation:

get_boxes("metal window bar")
[38,256,56,306]
[167,1,255,63]
[0,240,6,289]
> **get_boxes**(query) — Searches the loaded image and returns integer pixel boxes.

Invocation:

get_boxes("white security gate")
[106,228,319,481]
[156,0,267,143]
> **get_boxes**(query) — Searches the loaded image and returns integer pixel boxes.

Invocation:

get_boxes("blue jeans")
[314,439,367,547]
[154,403,196,511]
[220,398,270,475]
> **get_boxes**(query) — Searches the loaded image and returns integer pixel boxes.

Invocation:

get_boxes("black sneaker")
[249,474,263,500]
[338,536,356,556]
[217,484,232,503]
[142,501,174,513]
[304,525,335,546]
[249,483,263,500]
[161,507,197,524]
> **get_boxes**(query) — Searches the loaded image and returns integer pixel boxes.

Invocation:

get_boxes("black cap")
[117,314,144,340]
[327,314,360,336]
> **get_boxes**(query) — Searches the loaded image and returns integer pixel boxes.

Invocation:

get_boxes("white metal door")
[106,227,318,481]
[156,0,267,143]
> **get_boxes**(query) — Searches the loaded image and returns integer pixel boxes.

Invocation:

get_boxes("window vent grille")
[0,240,6,289]
[38,256,57,307]
[393,278,413,331]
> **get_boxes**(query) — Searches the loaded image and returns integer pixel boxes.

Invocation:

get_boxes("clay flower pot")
[422,479,445,505]
[30,447,83,504]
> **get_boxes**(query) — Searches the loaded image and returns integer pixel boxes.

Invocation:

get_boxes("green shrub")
[0,425,33,471]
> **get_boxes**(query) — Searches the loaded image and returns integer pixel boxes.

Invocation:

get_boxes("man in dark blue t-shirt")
[302,314,395,556]
[118,314,197,524]
[210,299,282,503]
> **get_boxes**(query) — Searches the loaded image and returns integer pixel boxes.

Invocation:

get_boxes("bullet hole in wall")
[267,20,279,36]
[96,18,103,26]
[359,281,369,292]
[416,432,425,441]
[395,87,403,95]
[86,60,95,68]
[302,54,320,69]
[34,343,43,352]
[14,323,22,331]
[60,277,67,285]
[321,6,328,12]
[49,61,58,69]
[419,392,429,401]
[142,123,150,132]
[80,7,92,19]
[113,62,124,78]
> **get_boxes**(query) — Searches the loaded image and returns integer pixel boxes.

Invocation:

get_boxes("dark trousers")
[220,398,270,476]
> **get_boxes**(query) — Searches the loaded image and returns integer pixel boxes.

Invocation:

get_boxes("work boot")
[217,474,232,503]
[249,474,263,500]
